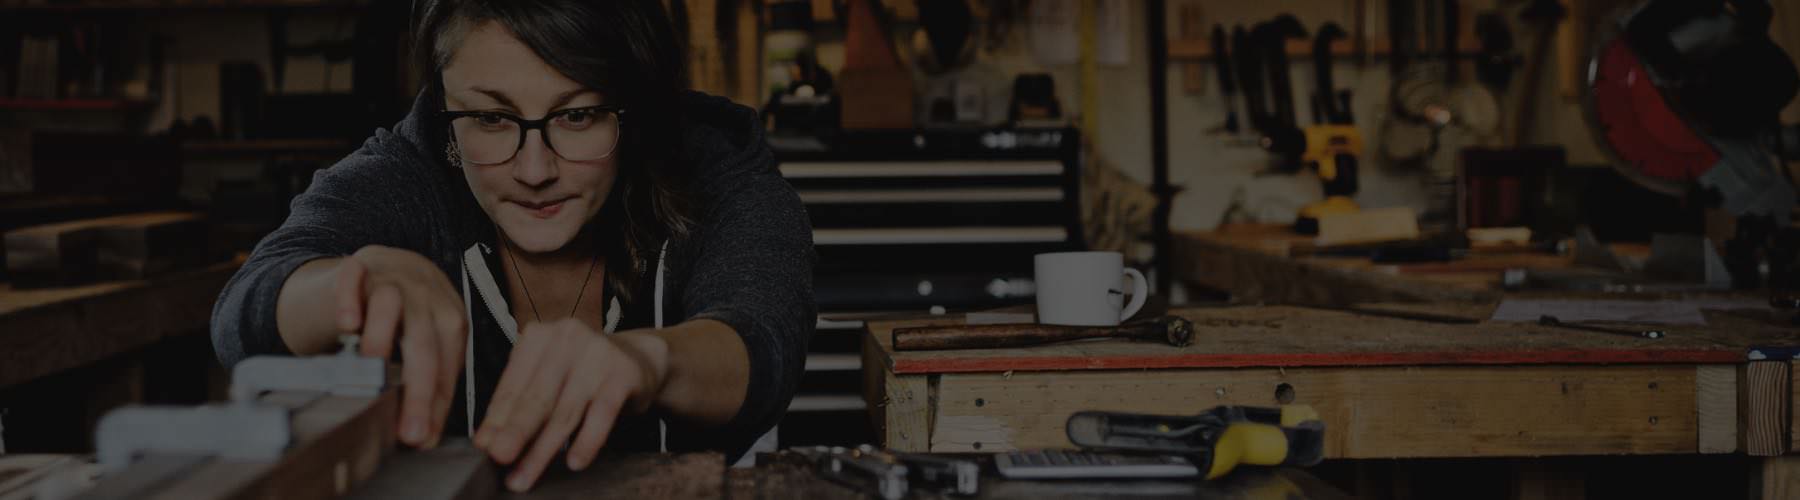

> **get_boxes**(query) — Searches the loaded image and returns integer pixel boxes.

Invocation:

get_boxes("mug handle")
[1119,268,1148,322]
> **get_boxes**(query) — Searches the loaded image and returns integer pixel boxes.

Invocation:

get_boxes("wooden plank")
[0,455,89,500]
[342,442,494,500]
[928,365,1699,458]
[868,305,1787,375]
[1696,364,1739,454]
[0,261,239,390]
[1316,207,1422,247]
[512,453,725,500]
[4,222,99,287]
[1174,228,1502,306]
[91,212,207,280]
[881,370,933,452]
[1747,361,1792,456]
[4,212,206,287]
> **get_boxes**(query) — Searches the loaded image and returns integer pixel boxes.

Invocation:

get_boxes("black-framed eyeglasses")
[440,105,626,165]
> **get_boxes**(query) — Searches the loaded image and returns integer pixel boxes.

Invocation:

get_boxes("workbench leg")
[1757,456,1800,500]
[881,371,933,452]
[1745,361,1792,456]
[1508,460,1584,500]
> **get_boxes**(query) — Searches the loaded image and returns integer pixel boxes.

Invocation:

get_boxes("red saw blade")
[1590,38,1720,183]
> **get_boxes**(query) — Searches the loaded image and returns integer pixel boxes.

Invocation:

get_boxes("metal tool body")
[775,446,910,500]
[893,315,1195,351]
[1066,405,1326,480]
[766,445,981,499]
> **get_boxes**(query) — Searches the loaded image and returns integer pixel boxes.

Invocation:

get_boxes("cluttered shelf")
[0,0,363,11]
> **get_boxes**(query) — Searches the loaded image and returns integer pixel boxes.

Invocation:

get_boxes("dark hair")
[412,0,694,298]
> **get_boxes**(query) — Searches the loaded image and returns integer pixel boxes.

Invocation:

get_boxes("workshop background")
[4,0,1800,498]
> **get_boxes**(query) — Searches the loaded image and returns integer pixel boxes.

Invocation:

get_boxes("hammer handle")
[893,322,1167,351]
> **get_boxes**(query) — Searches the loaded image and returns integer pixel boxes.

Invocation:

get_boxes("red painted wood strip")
[891,348,1745,374]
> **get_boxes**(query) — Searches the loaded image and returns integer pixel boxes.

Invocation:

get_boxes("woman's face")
[442,21,619,254]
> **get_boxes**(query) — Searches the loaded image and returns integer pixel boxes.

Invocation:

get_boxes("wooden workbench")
[861,304,1800,461]
[3,449,1352,499]
[0,259,240,390]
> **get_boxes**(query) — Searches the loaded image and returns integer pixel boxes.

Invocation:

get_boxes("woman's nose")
[511,129,558,187]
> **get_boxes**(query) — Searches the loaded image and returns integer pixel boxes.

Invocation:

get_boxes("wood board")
[866,304,1797,375]
[0,260,240,390]
[4,212,206,287]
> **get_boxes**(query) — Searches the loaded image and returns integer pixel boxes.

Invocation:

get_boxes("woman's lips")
[512,198,571,219]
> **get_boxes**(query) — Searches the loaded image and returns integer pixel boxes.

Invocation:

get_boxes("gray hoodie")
[210,89,815,462]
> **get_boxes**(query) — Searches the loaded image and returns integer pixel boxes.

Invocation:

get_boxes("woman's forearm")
[619,319,750,426]
[275,257,349,355]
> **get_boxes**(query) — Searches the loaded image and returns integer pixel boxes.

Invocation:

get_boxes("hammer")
[892,316,1196,351]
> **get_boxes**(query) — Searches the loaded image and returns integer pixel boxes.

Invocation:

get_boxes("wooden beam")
[1746,361,1792,456]
[881,370,934,452]
[4,221,98,287]
[3,212,206,287]
[928,365,1699,458]
[0,261,238,390]
[1509,460,1584,500]
[1696,364,1739,454]
[1760,456,1800,500]
[1179,5,1205,95]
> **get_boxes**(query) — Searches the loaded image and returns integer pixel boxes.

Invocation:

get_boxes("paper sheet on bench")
[1491,299,1768,325]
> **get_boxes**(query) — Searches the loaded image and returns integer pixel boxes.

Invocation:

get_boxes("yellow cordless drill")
[1293,124,1363,235]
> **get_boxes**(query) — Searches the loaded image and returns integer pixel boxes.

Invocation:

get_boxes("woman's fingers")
[397,310,440,446]
[566,384,629,472]
[360,284,402,359]
[485,333,574,464]
[476,327,555,451]
[505,367,594,492]
[334,257,367,335]
[426,310,465,449]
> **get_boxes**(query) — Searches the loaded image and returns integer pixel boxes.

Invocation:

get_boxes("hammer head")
[1164,316,1196,347]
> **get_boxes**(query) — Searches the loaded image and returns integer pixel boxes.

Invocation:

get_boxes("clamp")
[94,337,384,472]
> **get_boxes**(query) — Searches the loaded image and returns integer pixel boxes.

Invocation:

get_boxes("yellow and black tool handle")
[1064,405,1326,480]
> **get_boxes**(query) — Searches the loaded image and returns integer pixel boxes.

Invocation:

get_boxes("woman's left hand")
[473,318,670,492]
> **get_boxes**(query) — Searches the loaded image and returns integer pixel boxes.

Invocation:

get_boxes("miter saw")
[1582,0,1800,300]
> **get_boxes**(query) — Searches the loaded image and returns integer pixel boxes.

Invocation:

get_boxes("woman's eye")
[475,114,511,129]
[556,110,597,129]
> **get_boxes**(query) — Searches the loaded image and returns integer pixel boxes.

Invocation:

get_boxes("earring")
[445,140,462,166]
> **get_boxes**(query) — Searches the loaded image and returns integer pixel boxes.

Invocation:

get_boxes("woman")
[210,0,814,492]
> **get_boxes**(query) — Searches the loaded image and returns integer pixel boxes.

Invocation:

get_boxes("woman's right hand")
[328,245,467,448]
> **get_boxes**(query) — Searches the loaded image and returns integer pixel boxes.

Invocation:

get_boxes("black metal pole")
[1147,0,1174,297]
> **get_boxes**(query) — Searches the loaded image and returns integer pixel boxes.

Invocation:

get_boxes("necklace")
[502,234,600,321]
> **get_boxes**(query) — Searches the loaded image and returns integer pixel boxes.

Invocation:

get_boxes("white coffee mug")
[1033,251,1148,326]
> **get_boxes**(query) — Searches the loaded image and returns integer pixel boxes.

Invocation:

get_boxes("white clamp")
[93,405,291,471]
[229,335,386,402]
